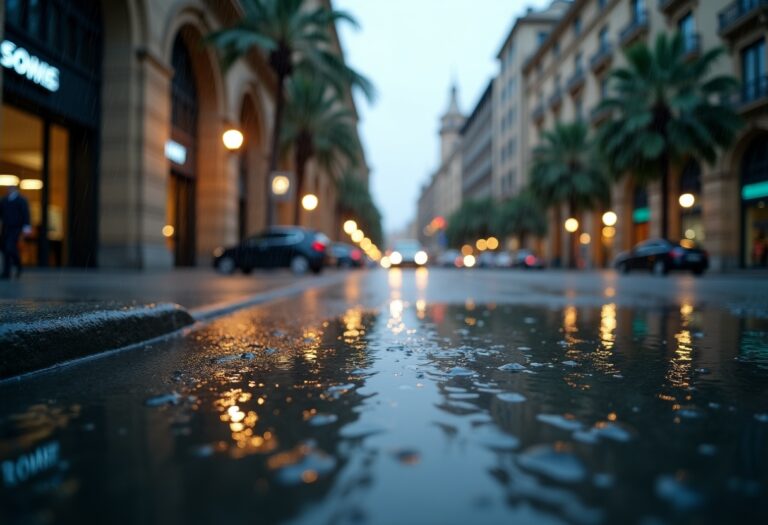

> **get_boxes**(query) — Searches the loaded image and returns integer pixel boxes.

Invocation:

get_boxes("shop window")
[742,135,768,267]
[6,0,23,27]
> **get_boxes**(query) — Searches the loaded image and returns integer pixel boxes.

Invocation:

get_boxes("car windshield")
[393,240,421,251]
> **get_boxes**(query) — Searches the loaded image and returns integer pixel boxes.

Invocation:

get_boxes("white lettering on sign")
[165,140,187,165]
[2,441,60,487]
[0,40,60,92]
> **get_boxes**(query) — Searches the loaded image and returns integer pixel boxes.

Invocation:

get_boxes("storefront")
[1,0,101,267]
[741,134,768,268]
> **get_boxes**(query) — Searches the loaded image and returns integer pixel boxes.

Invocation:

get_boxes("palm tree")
[446,198,496,248]
[493,192,547,249]
[207,0,375,224]
[596,32,742,239]
[529,120,609,267]
[280,73,359,225]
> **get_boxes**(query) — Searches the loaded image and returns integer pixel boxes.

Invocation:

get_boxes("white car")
[389,239,428,267]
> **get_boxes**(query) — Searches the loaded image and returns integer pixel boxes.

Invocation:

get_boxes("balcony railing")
[719,0,768,37]
[741,75,768,108]
[590,43,613,72]
[620,10,650,47]
[567,68,586,94]
[658,0,687,15]
[548,88,563,109]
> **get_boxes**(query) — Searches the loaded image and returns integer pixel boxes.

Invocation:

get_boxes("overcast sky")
[335,0,553,236]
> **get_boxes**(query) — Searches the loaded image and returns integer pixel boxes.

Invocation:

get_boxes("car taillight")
[525,255,537,266]
[670,248,684,259]
[351,249,362,261]
[311,241,326,252]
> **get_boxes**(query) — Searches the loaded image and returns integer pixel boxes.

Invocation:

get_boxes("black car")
[614,239,708,276]
[330,243,364,268]
[213,227,329,275]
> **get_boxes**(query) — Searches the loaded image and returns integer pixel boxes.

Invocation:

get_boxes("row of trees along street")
[447,33,743,266]
[207,0,381,243]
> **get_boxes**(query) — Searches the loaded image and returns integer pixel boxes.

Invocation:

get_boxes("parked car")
[330,242,364,268]
[614,239,708,276]
[513,249,545,269]
[436,249,462,268]
[477,252,497,268]
[213,226,329,275]
[389,239,428,267]
[494,252,514,268]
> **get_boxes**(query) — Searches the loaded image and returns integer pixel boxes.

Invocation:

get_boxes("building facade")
[0,0,364,270]
[494,1,571,201]
[523,0,768,271]
[461,80,493,201]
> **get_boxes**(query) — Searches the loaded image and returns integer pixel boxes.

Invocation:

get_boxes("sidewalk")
[0,267,334,310]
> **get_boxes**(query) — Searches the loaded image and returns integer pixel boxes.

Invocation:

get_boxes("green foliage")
[596,32,742,183]
[281,72,360,177]
[446,198,496,247]
[337,172,383,246]
[208,0,376,102]
[528,121,609,213]
[493,192,548,240]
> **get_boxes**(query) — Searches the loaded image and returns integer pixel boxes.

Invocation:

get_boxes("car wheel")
[311,265,323,275]
[290,255,310,275]
[653,260,668,276]
[217,256,236,275]
[618,262,629,274]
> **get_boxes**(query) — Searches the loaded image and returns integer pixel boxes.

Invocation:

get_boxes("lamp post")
[564,218,579,269]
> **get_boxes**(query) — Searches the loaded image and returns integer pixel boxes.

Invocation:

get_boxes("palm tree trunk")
[569,199,577,269]
[266,72,286,227]
[660,152,669,240]
[293,154,306,226]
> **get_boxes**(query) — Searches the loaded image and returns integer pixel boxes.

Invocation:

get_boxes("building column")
[612,179,632,253]
[99,44,174,269]
[702,165,740,271]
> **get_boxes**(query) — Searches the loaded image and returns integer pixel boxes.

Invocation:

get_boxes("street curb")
[0,303,194,380]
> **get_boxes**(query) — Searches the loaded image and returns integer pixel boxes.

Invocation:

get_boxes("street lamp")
[679,193,695,208]
[271,175,290,197]
[343,220,358,235]
[351,229,365,243]
[222,128,244,151]
[301,193,319,211]
[564,218,579,232]
[602,211,617,227]
[486,237,499,250]
[580,233,591,244]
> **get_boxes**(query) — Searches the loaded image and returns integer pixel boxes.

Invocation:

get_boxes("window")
[574,52,583,72]
[599,26,609,49]
[538,31,549,45]
[741,39,766,102]
[631,0,646,22]
[678,12,696,51]
[574,16,582,36]
[553,40,560,57]
[6,0,23,26]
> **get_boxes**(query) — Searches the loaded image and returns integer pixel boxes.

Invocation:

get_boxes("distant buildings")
[416,0,768,271]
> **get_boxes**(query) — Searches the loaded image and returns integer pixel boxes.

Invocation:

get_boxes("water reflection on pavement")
[1,269,768,525]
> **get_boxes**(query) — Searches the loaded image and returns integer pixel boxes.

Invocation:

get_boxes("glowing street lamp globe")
[271,175,290,196]
[343,220,358,235]
[301,194,319,211]
[602,211,618,227]
[564,218,579,233]
[222,128,244,151]
[679,193,695,208]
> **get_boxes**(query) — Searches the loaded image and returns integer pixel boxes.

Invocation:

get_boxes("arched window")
[171,35,198,140]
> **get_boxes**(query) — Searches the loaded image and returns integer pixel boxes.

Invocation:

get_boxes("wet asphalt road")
[2,268,768,525]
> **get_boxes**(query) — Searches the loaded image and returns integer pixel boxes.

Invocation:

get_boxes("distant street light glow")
[476,239,488,251]
[486,237,499,250]
[162,225,175,237]
[380,256,391,269]
[19,179,43,190]
[602,226,616,238]
[461,244,473,256]
[0,174,20,186]
[580,233,591,244]
[463,254,476,268]
[602,211,618,226]
[390,251,403,265]
[271,175,290,196]
[564,218,579,233]
[301,194,319,211]
[679,193,695,208]
[343,220,357,234]
[351,229,364,243]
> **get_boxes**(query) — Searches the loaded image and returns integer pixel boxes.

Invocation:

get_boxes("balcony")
[718,0,768,39]
[620,10,650,48]
[590,43,613,73]
[531,103,545,123]
[657,0,688,15]
[566,68,586,94]
[590,105,612,126]
[682,33,701,60]
[548,87,563,109]
[740,75,768,113]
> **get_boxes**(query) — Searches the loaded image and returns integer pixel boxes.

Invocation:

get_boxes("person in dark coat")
[0,182,32,278]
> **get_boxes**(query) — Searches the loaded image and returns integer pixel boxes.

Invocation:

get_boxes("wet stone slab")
[1,300,768,525]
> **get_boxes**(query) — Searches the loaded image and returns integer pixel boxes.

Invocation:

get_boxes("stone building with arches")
[0,0,364,269]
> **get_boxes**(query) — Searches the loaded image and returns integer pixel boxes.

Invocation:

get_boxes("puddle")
[1,302,768,524]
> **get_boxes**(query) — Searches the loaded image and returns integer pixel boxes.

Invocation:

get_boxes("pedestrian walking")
[0,182,32,279]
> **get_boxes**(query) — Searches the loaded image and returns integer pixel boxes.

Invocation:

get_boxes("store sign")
[0,40,60,92]
[164,140,187,165]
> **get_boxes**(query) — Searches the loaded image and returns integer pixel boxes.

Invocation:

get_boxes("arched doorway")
[168,33,199,266]
[741,134,768,268]
[239,93,266,240]
[679,160,703,242]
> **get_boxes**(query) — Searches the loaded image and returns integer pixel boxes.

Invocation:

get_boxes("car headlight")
[390,251,403,265]
[414,251,428,265]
